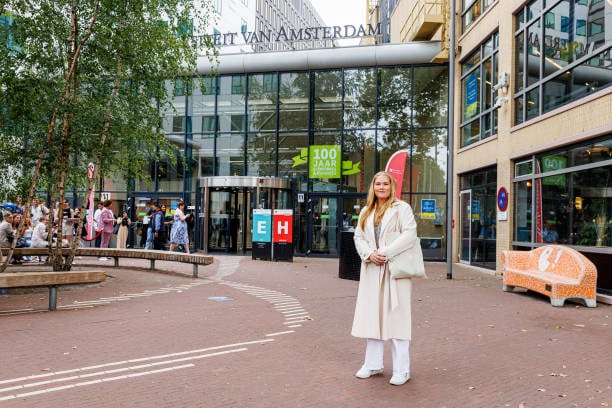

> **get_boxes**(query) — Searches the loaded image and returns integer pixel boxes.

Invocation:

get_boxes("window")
[460,33,499,147]
[201,77,218,95]
[462,0,497,31]
[514,0,611,124]
[174,78,192,96]
[513,135,612,247]
[231,75,245,95]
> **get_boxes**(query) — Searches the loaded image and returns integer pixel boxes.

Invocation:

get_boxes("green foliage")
[0,0,218,199]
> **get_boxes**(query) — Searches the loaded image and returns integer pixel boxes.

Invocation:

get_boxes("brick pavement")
[0,256,609,408]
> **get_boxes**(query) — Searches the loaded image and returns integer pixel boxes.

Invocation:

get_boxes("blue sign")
[421,199,436,219]
[252,209,272,242]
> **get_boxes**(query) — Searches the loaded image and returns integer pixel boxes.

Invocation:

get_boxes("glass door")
[309,195,339,256]
[209,190,231,251]
[459,190,472,263]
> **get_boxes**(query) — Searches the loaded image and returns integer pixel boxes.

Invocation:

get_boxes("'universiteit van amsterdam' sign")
[201,23,381,47]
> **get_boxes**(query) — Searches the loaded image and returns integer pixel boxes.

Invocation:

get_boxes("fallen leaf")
[488,324,495,328]
[537,388,546,392]
[558,394,567,397]
[468,386,476,390]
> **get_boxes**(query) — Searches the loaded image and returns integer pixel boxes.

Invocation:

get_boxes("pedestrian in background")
[116,211,130,249]
[61,200,74,246]
[98,199,115,260]
[351,171,418,386]
[140,202,152,248]
[93,201,103,247]
[169,201,190,253]
[152,202,166,250]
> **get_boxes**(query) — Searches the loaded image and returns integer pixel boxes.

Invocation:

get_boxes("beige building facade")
[379,0,612,295]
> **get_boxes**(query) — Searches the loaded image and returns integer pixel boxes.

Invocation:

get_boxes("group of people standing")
[1,196,191,264]
[92,200,190,256]
[138,201,191,253]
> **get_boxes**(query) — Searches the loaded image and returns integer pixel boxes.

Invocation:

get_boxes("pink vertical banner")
[385,149,409,199]
[87,163,95,239]
[534,160,543,243]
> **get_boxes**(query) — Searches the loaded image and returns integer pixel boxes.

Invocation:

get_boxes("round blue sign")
[497,187,508,212]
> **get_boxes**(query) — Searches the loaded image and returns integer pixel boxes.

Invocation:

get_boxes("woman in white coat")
[351,171,418,386]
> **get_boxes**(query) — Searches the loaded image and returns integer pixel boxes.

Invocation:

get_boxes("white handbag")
[388,237,427,279]
[386,213,427,279]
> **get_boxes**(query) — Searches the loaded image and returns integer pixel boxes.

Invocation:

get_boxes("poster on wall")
[308,145,341,178]
[465,72,479,118]
[421,199,436,219]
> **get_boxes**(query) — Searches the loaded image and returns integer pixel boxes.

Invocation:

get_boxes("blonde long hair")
[359,171,398,230]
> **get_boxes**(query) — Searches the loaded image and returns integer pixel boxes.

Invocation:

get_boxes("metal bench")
[0,270,106,311]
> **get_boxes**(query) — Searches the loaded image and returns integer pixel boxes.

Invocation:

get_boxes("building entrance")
[198,177,293,254]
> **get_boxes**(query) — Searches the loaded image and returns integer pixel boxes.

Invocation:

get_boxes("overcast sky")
[308,0,367,46]
[308,0,367,27]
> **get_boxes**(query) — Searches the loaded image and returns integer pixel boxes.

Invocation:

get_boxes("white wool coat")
[351,200,418,340]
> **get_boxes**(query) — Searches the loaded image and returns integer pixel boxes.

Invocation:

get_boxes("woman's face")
[373,175,392,202]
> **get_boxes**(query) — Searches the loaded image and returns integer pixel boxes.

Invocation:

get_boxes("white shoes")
[389,372,411,386]
[355,367,384,379]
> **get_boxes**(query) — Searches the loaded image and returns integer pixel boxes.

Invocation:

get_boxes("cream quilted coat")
[351,200,418,340]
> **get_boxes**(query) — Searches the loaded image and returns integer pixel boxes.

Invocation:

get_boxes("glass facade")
[141,63,449,258]
[513,135,612,248]
[514,0,611,124]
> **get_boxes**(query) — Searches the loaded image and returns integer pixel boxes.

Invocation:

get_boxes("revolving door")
[199,177,293,254]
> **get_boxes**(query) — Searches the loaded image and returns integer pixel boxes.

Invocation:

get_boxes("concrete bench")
[501,245,597,307]
[2,247,214,278]
[0,270,106,311]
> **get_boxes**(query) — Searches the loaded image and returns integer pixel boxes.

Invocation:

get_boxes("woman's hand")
[369,250,386,266]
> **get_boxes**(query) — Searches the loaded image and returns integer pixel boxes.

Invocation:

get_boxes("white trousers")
[363,338,410,375]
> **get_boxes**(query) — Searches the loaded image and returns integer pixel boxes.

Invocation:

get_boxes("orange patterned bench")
[501,245,597,307]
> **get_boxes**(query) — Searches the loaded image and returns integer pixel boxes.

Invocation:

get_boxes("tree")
[0,0,217,271]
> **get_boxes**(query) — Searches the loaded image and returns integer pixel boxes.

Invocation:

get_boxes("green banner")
[292,145,360,178]
[309,145,341,178]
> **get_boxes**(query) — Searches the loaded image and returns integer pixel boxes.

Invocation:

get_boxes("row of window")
[165,67,449,134]
[460,0,610,146]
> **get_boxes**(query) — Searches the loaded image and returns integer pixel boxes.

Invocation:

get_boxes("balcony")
[396,0,444,42]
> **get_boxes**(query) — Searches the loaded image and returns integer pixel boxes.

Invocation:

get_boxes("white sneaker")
[389,372,410,385]
[355,367,384,379]
[98,257,108,261]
